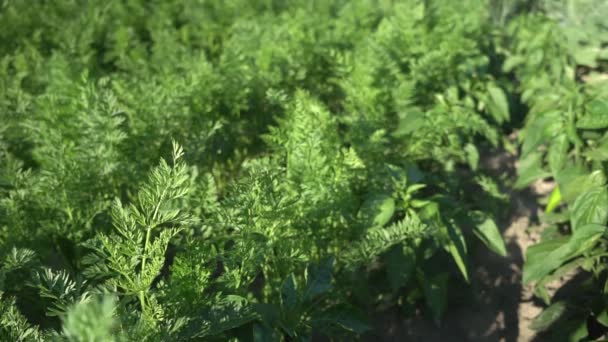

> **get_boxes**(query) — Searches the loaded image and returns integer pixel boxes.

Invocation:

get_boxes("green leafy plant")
[0,0,529,340]
[503,0,608,339]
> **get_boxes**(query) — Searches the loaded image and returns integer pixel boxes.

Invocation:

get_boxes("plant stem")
[139,181,169,314]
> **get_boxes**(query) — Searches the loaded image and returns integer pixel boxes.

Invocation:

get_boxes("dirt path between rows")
[368,148,556,342]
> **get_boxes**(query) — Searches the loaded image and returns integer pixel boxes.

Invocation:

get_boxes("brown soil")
[367,146,561,342]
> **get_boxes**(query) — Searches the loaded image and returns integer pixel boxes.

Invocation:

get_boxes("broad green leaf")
[566,119,584,148]
[530,301,567,332]
[577,99,608,129]
[503,55,524,72]
[472,215,507,257]
[540,224,563,240]
[556,167,606,204]
[303,257,334,301]
[535,258,585,305]
[406,183,427,195]
[534,285,551,307]
[524,236,569,286]
[410,199,431,208]
[545,186,562,214]
[574,46,599,67]
[567,224,606,256]
[419,201,441,222]
[597,310,608,327]
[486,84,510,123]
[525,237,569,263]
[547,212,573,230]
[585,144,608,161]
[563,319,588,342]
[570,187,608,231]
[521,111,562,158]
[445,223,469,282]
[584,133,608,161]
[548,134,569,174]
[523,223,606,284]
[580,130,603,141]
[464,143,479,171]
[577,113,608,130]
[515,151,550,189]
[360,194,395,228]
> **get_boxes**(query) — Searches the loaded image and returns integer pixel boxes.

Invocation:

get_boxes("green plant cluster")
[507,0,608,340]
[0,0,606,341]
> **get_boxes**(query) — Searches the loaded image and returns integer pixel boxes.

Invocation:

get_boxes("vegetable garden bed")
[0,0,607,341]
